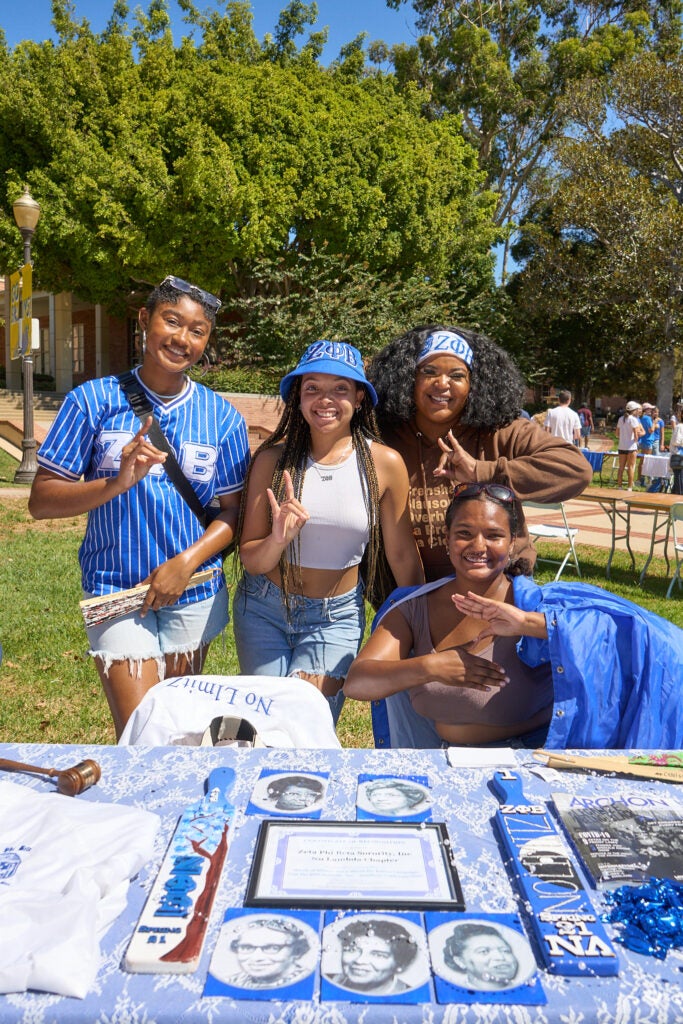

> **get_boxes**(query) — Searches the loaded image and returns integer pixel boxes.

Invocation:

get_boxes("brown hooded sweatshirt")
[380,416,592,581]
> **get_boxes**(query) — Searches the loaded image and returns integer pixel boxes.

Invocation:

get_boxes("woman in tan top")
[344,482,554,747]
[346,481,683,749]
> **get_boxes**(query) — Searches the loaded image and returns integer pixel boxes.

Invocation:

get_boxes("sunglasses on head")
[451,482,515,503]
[160,275,222,313]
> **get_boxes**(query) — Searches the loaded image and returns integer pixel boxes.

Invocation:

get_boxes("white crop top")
[292,447,371,570]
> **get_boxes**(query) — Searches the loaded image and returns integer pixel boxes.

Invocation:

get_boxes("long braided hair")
[235,378,389,612]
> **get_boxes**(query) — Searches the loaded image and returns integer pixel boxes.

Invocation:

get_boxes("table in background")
[599,452,673,490]
[572,485,680,581]
[642,453,672,481]
[596,450,629,487]
[2,742,682,1024]
[580,447,604,475]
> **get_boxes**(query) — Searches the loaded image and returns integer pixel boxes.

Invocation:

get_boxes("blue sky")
[0,1,419,62]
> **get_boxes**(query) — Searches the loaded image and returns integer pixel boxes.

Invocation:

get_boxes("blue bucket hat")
[279,341,378,406]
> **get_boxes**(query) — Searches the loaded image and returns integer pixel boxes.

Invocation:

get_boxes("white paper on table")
[446,747,518,769]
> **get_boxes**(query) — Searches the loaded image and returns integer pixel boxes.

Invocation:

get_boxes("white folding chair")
[118,675,341,748]
[665,503,683,598]
[523,501,581,581]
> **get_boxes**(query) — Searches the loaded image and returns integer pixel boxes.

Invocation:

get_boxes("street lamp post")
[12,185,41,484]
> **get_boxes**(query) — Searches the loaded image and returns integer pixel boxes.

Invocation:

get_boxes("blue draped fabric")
[580,448,604,473]
[370,576,683,749]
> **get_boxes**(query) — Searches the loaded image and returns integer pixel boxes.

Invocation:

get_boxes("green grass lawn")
[0,487,377,746]
[1,448,682,748]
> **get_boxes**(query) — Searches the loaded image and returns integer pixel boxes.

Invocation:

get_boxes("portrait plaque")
[245,820,465,910]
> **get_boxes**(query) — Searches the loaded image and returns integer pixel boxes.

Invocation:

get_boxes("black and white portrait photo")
[428,918,536,994]
[205,910,320,998]
[356,774,432,821]
[321,913,430,1002]
[246,770,328,817]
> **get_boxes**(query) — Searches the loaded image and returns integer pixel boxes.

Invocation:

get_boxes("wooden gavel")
[0,757,101,795]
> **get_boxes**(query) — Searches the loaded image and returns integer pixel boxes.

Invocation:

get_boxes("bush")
[188,363,283,395]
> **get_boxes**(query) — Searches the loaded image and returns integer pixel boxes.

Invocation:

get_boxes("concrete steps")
[0,389,65,420]
[0,389,65,459]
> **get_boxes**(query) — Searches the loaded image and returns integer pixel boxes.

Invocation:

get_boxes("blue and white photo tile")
[204,907,321,1000]
[245,769,330,818]
[355,773,433,822]
[425,911,546,1005]
[320,910,432,1004]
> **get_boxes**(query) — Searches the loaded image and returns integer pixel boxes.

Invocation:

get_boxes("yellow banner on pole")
[9,269,21,359]
[9,264,32,359]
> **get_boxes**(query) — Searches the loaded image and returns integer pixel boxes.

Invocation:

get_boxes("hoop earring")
[141,329,146,355]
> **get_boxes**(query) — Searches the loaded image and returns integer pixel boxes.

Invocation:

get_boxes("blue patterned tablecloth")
[1,742,682,1023]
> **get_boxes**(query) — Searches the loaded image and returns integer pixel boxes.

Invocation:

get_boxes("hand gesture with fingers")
[118,416,167,491]
[429,644,509,692]
[268,470,310,546]
[434,430,477,482]
[451,591,547,641]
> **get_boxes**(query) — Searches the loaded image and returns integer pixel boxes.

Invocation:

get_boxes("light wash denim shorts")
[84,585,229,670]
[232,572,366,724]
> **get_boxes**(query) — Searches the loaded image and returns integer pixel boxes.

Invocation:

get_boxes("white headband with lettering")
[417,330,473,368]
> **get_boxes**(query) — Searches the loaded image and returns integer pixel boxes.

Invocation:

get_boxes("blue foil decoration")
[603,879,683,959]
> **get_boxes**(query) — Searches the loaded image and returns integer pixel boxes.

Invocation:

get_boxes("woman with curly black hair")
[367,325,592,591]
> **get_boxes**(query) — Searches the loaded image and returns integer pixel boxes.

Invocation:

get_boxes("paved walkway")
[527,495,663,559]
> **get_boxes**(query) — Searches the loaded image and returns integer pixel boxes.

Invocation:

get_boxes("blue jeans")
[232,572,365,724]
[382,690,550,749]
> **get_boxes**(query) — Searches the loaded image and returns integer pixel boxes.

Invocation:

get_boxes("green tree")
[220,244,502,366]
[509,51,683,411]
[381,0,682,278]
[0,0,497,356]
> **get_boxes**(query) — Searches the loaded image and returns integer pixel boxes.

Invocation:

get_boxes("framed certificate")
[245,820,465,910]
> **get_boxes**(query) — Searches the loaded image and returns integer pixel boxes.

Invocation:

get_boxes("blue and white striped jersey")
[37,370,250,601]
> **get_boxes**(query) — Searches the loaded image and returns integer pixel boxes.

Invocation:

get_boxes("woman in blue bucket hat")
[233,341,424,724]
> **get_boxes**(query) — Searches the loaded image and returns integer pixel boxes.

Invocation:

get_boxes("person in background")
[637,402,657,487]
[651,406,665,455]
[367,326,592,599]
[234,341,424,724]
[344,481,683,749]
[669,408,679,441]
[29,277,249,738]
[670,416,683,454]
[544,390,581,447]
[616,401,644,491]
[577,403,594,446]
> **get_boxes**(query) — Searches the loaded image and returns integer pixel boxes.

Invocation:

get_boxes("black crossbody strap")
[117,371,208,527]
